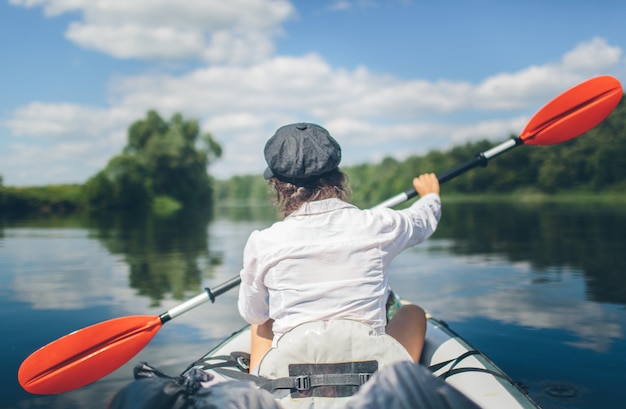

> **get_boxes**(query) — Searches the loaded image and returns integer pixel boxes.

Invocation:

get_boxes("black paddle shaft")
[381,137,523,207]
[207,276,243,301]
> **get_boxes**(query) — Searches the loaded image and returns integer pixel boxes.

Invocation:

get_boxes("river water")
[2,201,625,408]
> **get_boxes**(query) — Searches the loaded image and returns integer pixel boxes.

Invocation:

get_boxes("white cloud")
[66,23,207,60]
[5,102,131,139]
[475,38,623,110]
[562,36,623,73]
[10,0,295,64]
[3,139,117,185]
[108,37,621,122]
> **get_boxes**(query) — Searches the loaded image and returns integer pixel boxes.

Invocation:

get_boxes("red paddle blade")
[520,75,623,146]
[18,315,162,395]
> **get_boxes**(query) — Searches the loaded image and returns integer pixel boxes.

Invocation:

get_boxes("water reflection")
[84,210,222,306]
[389,245,623,354]
[7,228,127,311]
[4,202,624,317]
[437,202,626,304]
[2,209,225,312]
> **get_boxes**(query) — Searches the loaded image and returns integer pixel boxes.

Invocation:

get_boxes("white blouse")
[238,194,441,345]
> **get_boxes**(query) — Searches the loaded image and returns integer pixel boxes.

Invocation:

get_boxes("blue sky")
[1,0,625,186]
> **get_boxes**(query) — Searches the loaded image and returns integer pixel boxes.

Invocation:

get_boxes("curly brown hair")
[269,169,351,216]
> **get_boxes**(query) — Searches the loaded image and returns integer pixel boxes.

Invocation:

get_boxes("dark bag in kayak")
[345,360,481,409]
[107,362,208,409]
[108,362,281,409]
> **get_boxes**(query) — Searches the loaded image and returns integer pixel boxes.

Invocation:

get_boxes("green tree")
[84,110,222,212]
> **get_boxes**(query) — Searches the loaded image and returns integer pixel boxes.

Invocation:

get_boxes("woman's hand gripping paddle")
[18,75,622,395]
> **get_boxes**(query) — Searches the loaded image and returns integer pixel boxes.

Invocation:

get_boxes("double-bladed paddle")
[18,75,623,395]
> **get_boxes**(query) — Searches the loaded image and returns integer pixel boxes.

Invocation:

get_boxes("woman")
[238,123,441,371]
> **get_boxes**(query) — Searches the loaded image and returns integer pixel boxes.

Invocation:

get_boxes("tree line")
[216,97,626,209]
[1,97,625,216]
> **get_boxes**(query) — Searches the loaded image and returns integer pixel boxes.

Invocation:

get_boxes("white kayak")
[184,311,541,409]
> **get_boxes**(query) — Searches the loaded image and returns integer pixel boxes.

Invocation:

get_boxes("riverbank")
[3,184,625,217]
[442,190,626,205]
[0,184,83,215]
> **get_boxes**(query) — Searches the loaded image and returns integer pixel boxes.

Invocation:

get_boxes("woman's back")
[240,196,440,340]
